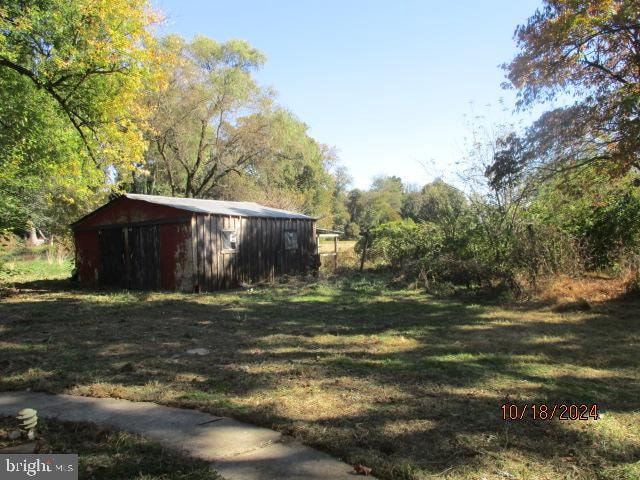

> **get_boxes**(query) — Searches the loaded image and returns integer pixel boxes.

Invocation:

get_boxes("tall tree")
[143,35,271,198]
[329,165,352,232]
[0,0,158,233]
[371,176,405,213]
[418,179,469,243]
[346,177,404,232]
[210,108,339,224]
[140,36,340,224]
[505,0,640,174]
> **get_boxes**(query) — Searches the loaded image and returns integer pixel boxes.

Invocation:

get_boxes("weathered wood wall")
[96,225,161,290]
[191,214,317,291]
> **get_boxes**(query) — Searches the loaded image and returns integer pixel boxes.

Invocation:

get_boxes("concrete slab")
[0,391,75,414]
[214,439,357,480]
[0,391,368,479]
[183,418,281,460]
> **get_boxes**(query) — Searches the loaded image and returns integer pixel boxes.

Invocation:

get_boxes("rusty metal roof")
[124,194,314,220]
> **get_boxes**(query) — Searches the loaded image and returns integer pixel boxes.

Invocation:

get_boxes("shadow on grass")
[1,277,639,478]
[0,416,219,479]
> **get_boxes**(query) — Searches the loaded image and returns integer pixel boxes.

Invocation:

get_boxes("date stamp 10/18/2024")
[501,403,600,421]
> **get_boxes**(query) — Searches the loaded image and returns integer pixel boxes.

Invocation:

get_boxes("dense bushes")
[352,148,640,296]
[361,220,442,270]
[360,218,585,295]
[359,219,482,290]
[529,168,640,271]
[357,173,637,296]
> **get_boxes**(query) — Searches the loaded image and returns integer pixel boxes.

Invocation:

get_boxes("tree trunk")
[29,227,38,245]
[359,231,369,272]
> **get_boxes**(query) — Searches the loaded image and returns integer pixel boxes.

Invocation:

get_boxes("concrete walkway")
[0,391,368,480]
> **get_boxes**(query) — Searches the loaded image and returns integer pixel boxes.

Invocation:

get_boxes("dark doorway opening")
[98,226,160,289]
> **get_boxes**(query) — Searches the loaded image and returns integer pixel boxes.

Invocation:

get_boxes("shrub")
[362,214,585,297]
[359,220,444,271]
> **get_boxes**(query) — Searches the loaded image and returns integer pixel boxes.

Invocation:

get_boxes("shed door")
[98,228,125,287]
[98,225,160,289]
[126,225,160,290]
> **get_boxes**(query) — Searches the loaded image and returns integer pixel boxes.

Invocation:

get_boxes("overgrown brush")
[45,243,69,266]
[358,217,595,299]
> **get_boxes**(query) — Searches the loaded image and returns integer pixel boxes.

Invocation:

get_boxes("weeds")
[45,244,69,266]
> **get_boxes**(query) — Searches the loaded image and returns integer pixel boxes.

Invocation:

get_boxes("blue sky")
[153,0,543,189]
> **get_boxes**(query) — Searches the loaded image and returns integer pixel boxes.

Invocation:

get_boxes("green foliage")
[371,176,404,211]
[404,179,470,245]
[0,0,156,164]
[204,108,339,223]
[138,35,340,224]
[419,181,466,223]
[530,166,640,269]
[343,222,360,239]
[586,190,640,268]
[140,34,269,198]
[0,75,107,234]
[364,220,428,269]
[346,177,405,232]
[362,217,484,290]
[0,0,157,235]
[237,108,337,222]
[357,169,590,295]
[328,165,352,233]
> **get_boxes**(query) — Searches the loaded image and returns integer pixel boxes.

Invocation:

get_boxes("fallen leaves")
[354,463,373,476]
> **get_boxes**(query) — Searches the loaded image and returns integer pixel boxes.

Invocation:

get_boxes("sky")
[153,0,544,189]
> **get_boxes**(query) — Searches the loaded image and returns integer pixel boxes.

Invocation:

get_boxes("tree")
[0,73,105,235]
[346,181,403,233]
[459,113,533,285]
[505,0,640,174]
[371,176,405,213]
[0,0,157,166]
[210,108,339,225]
[328,165,352,232]
[142,35,271,198]
[401,190,422,221]
[529,164,640,269]
[0,0,157,233]
[138,35,340,225]
[0,71,103,235]
[419,180,469,243]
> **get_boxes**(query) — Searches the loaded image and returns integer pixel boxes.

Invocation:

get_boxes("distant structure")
[72,194,318,291]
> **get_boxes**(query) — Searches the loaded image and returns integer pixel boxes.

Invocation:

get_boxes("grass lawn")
[1,252,639,479]
[0,416,220,479]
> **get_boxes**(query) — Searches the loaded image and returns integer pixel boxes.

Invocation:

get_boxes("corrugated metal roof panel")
[124,194,314,220]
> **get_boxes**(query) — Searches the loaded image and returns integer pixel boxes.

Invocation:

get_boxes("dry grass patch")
[538,273,635,305]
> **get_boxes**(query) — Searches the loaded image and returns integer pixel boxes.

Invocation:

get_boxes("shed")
[72,193,318,291]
